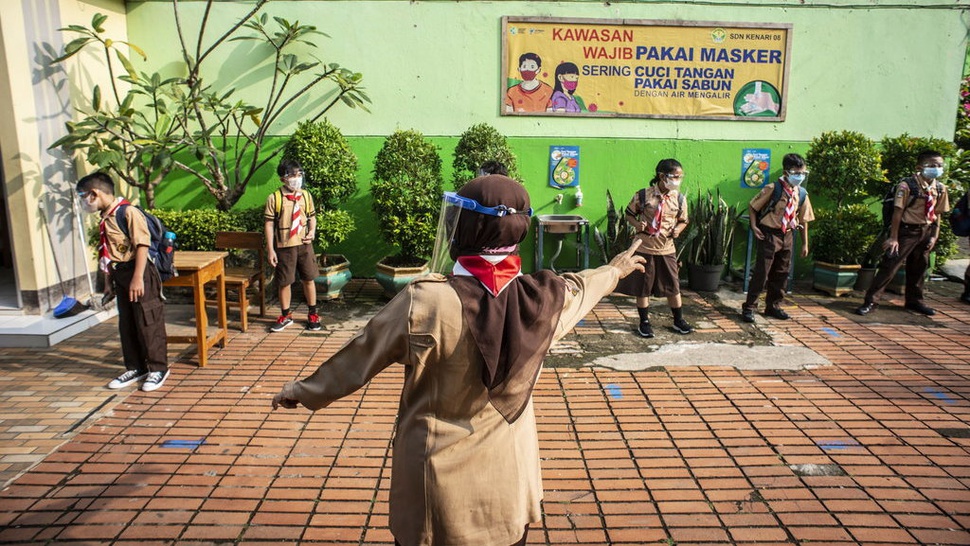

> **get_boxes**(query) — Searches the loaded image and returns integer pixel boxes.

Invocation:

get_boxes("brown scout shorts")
[275,243,319,285]
[614,252,681,298]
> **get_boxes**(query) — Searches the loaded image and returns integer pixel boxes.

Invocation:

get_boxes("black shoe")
[741,308,755,323]
[764,307,790,320]
[961,293,970,305]
[905,302,936,316]
[855,302,877,316]
[672,319,694,334]
[637,322,654,338]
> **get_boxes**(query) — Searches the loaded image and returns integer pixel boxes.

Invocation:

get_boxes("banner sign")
[741,148,771,188]
[549,146,580,188]
[502,17,792,121]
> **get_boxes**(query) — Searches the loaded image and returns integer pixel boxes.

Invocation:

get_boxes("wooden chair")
[210,231,266,332]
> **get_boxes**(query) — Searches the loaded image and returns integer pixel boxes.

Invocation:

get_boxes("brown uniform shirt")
[101,198,152,263]
[264,189,316,248]
[749,181,815,230]
[894,176,949,225]
[282,265,621,546]
[625,186,688,255]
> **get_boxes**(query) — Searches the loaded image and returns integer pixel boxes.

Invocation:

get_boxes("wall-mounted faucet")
[554,194,564,205]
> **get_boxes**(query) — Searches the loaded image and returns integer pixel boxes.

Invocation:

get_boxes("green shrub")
[879,134,956,189]
[451,123,520,190]
[282,120,358,209]
[150,208,245,251]
[371,129,443,264]
[811,205,879,264]
[230,207,267,233]
[807,130,885,209]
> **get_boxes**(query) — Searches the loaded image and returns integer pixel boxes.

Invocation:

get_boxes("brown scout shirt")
[264,189,316,248]
[101,198,152,263]
[749,180,815,230]
[625,186,688,255]
[894,176,950,225]
[281,264,621,546]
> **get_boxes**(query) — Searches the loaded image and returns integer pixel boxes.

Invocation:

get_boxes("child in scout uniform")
[857,150,950,316]
[742,153,814,322]
[265,159,321,332]
[76,172,170,392]
[614,158,693,338]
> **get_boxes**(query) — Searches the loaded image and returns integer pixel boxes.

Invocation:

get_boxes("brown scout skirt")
[614,252,681,298]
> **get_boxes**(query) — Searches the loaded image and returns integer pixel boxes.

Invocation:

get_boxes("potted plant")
[678,189,740,292]
[371,129,443,296]
[594,189,636,263]
[281,120,358,299]
[806,130,885,295]
[451,123,521,189]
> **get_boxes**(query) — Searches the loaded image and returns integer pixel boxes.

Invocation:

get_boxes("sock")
[308,305,317,315]
[672,307,683,322]
[637,307,650,323]
[282,308,291,317]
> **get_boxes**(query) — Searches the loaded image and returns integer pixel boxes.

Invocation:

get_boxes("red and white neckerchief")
[781,183,797,233]
[284,192,304,240]
[647,192,670,235]
[454,255,522,296]
[98,197,130,273]
[924,186,936,223]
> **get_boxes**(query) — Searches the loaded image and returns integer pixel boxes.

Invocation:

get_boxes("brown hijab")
[447,175,565,423]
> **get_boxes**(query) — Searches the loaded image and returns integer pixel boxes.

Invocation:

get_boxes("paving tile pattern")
[1,278,969,544]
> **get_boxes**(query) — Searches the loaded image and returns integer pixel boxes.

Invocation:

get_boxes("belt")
[900,222,930,229]
[110,261,135,271]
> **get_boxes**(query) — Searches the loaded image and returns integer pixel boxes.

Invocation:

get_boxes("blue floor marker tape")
[923,388,956,405]
[820,327,841,337]
[605,384,622,399]
[817,439,860,451]
[160,438,206,449]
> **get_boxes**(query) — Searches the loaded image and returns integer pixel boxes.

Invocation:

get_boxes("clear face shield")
[428,191,534,275]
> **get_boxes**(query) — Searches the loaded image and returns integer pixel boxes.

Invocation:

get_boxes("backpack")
[115,204,178,281]
[949,192,970,237]
[756,182,807,223]
[881,177,943,232]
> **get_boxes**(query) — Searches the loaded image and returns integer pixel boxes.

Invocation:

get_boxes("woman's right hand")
[609,240,646,278]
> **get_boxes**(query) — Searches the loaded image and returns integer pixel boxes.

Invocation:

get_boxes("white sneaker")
[108,370,147,389]
[142,370,170,392]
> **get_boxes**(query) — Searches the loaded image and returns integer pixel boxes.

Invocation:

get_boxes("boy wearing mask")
[265,159,321,332]
[742,153,814,322]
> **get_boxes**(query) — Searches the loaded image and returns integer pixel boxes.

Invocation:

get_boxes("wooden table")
[163,251,228,367]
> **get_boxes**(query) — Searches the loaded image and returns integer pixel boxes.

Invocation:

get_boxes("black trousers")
[864,223,934,305]
[744,227,792,311]
[112,262,168,373]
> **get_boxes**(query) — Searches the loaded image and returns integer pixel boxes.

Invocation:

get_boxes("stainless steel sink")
[537,214,588,234]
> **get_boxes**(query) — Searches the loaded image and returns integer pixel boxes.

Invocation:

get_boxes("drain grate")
[790,463,847,477]
[935,428,970,439]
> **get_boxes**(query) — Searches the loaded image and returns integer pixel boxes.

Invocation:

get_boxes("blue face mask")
[922,166,944,180]
[787,173,807,186]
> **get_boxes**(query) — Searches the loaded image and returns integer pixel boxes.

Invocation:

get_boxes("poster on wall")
[502,17,792,121]
[549,146,580,188]
[741,148,771,188]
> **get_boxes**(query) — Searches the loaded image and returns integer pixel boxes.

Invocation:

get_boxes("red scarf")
[782,184,797,233]
[99,198,130,273]
[925,188,936,222]
[647,193,669,235]
[284,193,304,240]
[455,255,522,296]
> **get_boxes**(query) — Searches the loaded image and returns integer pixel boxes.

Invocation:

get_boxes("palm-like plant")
[678,190,741,266]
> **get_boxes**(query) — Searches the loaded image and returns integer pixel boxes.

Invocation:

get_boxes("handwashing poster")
[549,146,580,188]
[741,148,770,188]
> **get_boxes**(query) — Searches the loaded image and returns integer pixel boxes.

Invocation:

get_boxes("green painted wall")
[127,1,969,276]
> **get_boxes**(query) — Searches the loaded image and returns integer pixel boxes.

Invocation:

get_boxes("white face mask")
[787,173,807,186]
[664,176,682,190]
[921,166,944,180]
[285,176,303,191]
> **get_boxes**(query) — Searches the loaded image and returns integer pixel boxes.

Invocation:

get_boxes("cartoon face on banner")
[502,17,791,121]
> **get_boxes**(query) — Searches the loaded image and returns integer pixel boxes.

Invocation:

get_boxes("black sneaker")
[672,319,694,334]
[107,370,147,389]
[741,308,755,323]
[637,321,654,338]
[270,314,294,332]
[307,313,322,331]
[961,293,970,305]
[904,302,936,316]
[855,302,877,316]
[764,307,790,320]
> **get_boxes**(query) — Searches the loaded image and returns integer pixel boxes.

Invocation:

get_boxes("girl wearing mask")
[615,158,693,337]
[547,62,584,113]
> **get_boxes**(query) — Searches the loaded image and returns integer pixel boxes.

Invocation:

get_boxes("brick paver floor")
[1,277,969,545]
